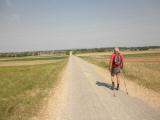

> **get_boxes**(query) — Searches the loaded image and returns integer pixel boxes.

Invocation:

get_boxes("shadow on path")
[96,81,112,90]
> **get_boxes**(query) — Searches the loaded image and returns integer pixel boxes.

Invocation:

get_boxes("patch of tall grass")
[123,62,160,92]
[0,58,68,120]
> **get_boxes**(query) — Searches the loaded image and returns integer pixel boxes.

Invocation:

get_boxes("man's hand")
[121,65,123,70]
[120,69,122,73]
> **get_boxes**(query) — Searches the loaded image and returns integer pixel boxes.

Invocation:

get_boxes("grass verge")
[79,56,109,68]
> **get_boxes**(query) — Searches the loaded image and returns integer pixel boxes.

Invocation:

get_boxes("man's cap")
[114,47,120,53]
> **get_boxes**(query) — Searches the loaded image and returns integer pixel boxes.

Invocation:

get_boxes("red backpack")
[113,54,122,66]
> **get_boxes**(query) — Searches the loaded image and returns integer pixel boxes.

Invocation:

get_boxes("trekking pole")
[122,70,128,95]
[110,75,116,97]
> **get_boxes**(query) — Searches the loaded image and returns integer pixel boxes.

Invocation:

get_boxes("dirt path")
[36,55,160,120]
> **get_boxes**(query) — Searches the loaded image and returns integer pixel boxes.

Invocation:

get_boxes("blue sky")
[0,0,160,52]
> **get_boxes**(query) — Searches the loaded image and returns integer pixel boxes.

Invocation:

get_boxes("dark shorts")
[111,68,121,76]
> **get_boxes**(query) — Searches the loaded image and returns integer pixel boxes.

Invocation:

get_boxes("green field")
[78,51,160,93]
[0,56,68,120]
[0,55,67,62]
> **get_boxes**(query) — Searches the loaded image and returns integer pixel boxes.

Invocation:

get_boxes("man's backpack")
[113,54,122,66]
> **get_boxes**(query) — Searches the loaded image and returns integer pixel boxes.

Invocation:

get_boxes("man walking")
[109,47,124,90]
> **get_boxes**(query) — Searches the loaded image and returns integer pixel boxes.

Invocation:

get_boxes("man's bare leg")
[111,75,116,90]
[116,74,120,90]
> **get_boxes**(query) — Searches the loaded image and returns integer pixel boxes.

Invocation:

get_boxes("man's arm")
[121,54,124,69]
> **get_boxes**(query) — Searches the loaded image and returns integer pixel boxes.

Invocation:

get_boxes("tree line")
[0,46,159,57]
[72,46,160,54]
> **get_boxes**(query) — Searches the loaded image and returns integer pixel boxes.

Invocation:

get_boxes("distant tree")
[65,51,70,55]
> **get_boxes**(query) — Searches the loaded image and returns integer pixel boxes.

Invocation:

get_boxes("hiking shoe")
[116,84,119,90]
